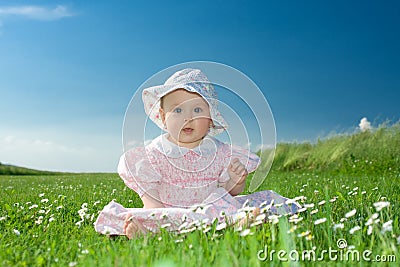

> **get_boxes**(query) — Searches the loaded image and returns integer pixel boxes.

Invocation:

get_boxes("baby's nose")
[183,112,194,122]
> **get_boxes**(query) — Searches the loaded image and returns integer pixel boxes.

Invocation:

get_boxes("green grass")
[1,123,399,266]
[1,172,399,266]
[272,122,400,174]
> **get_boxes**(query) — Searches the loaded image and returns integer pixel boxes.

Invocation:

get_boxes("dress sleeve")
[118,147,161,197]
[218,144,261,184]
[231,145,261,173]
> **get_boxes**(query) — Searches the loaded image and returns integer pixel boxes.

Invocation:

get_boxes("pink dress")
[94,135,299,235]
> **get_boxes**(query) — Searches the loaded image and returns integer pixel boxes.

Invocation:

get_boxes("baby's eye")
[194,107,203,113]
[173,107,182,113]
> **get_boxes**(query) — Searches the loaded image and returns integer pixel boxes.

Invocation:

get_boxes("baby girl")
[95,68,299,239]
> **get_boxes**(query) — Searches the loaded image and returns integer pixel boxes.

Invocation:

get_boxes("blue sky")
[0,1,399,172]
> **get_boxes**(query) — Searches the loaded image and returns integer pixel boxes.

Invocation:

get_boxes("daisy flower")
[345,209,356,218]
[314,218,327,225]
[373,201,390,211]
[349,226,361,235]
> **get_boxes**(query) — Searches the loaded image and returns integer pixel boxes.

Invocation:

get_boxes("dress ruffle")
[94,187,300,236]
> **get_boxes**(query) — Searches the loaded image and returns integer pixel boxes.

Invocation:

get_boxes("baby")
[95,68,299,239]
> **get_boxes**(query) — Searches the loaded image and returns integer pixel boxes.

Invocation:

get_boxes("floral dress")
[94,135,299,235]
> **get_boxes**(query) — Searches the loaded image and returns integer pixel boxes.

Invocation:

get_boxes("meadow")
[1,124,399,266]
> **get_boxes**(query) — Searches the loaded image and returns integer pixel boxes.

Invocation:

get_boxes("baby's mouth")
[181,127,194,134]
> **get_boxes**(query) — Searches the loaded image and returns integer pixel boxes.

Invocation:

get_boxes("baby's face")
[160,89,212,148]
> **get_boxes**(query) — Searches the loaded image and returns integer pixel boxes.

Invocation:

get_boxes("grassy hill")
[0,162,58,175]
[271,121,400,174]
[2,122,399,176]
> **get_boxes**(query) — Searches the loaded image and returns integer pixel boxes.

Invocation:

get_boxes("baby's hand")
[228,158,248,185]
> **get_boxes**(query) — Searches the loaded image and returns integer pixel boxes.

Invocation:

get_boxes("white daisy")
[216,222,227,231]
[366,213,379,226]
[367,226,373,235]
[381,220,393,234]
[310,209,319,215]
[373,201,390,211]
[345,209,356,218]
[314,218,327,225]
[240,229,252,237]
[333,223,344,231]
[298,231,310,237]
[349,226,361,234]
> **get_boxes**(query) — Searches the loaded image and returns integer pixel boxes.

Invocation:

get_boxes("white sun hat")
[142,68,228,136]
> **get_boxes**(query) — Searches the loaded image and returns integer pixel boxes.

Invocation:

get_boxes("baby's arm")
[224,158,248,196]
[141,189,164,209]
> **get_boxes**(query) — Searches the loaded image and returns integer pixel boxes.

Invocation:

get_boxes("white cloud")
[0,131,120,173]
[254,143,275,152]
[0,5,75,21]
[359,117,372,132]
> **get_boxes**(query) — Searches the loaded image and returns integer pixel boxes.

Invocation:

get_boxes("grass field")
[1,171,399,266]
[1,124,399,266]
